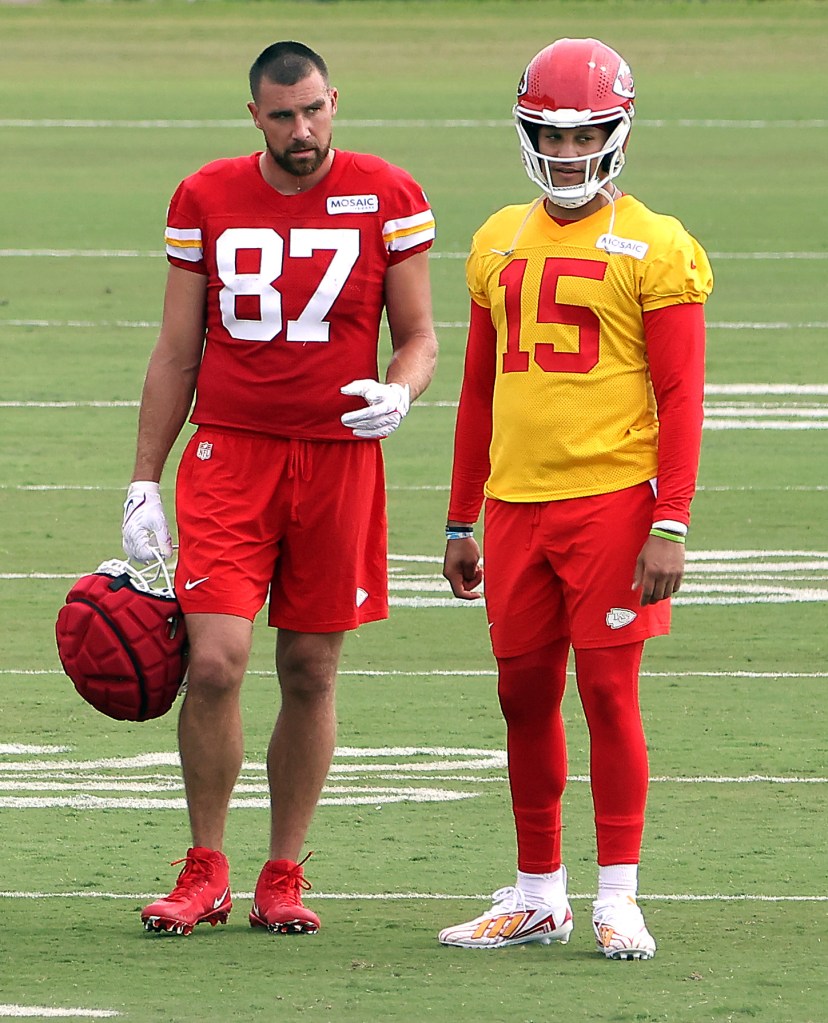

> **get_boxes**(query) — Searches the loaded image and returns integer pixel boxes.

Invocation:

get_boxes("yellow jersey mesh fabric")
[466,194,713,503]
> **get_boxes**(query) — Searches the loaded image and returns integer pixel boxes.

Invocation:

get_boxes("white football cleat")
[592,895,656,960]
[438,884,573,949]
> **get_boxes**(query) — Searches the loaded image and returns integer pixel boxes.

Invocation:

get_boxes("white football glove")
[122,481,173,563]
[340,380,411,439]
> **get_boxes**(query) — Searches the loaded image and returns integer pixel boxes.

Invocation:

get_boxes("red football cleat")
[249,854,321,934]
[141,847,232,935]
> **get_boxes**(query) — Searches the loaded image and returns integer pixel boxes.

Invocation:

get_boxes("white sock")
[597,863,638,902]
[516,867,566,906]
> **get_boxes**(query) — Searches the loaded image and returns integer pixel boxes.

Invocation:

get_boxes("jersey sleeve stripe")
[383,210,436,252]
[166,227,202,241]
[165,227,203,262]
[165,240,203,261]
[387,226,436,252]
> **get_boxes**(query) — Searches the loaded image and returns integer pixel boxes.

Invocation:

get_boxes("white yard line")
[2,249,827,261]
[0,889,822,904]
[2,318,828,332]
[3,483,828,493]
[0,1009,119,1019]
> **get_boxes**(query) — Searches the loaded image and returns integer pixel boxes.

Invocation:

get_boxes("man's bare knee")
[276,631,344,701]
[186,649,246,700]
[184,614,252,700]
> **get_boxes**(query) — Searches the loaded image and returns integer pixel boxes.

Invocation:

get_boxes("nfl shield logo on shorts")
[196,441,213,461]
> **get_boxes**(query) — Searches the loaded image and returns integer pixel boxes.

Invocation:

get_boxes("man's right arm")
[122,266,206,562]
[443,299,496,600]
[131,265,207,482]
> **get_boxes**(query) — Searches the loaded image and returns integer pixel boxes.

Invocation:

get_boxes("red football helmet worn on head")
[514,37,635,208]
[56,556,188,722]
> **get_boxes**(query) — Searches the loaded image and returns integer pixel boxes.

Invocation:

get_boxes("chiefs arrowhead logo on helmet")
[613,60,635,100]
[56,556,188,722]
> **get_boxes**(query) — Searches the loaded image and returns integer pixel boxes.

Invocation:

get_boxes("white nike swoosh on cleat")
[185,576,210,590]
[213,888,229,909]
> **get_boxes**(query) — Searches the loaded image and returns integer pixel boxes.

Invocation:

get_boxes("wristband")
[649,527,686,544]
[446,527,474,541]
[651,518,688,537]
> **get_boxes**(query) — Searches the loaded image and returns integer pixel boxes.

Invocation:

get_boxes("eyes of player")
[541,129,603,148]
[271,102,327,121]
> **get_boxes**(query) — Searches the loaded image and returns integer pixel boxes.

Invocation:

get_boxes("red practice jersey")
[165,150,435,439]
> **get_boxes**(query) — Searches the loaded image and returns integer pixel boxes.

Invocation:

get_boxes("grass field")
[1,1,827,1021]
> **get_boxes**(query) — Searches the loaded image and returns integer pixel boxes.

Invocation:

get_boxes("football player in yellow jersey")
[439,38,712,959]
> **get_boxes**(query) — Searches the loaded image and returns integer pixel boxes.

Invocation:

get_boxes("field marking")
[0,744,71,754]
[0,400,140,407]
[5,395,828,408]
[387,592,828,607]
[0,747,824,818]
[705,406,828,418]
[4,483,828,494]
[4,484,828,495]
[0,889,824,904]
[4,392,828,435]
[0,775,823,800]
[1,117,826,129]
[433,251,828,262]
[3,318,828,333]
[2,249,826,261]
[0,747,823,910]
[432,320,828,331]
[0,792,479,809]
[0,1009,119,1019]
[9,550,828,605]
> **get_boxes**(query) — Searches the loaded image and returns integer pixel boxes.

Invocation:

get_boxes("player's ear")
[329,88,338,117]
[247,101,261,129]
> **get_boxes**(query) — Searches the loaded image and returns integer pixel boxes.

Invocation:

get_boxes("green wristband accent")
[649,527,686,544]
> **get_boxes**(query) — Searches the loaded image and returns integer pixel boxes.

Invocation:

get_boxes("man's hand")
[122,481,173,562]
[340,380,410,438]
[443,537,484,600]
[632,534,686,606]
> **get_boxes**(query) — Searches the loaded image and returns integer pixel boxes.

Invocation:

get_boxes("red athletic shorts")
[174,427,388,632]
[482,481,671,657]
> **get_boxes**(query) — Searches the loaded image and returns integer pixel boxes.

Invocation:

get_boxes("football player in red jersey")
[438,38,712,958]
[121,41,437,937]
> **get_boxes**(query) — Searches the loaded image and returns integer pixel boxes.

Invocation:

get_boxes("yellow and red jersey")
[449,194,712,523]
[165,150,434,440]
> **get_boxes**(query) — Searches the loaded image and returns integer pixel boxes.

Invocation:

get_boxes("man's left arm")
[383,250,438,399]
[633,302,706,605]
[340,251,437,437]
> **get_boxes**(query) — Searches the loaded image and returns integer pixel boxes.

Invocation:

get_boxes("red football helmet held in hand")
[56,555,188,722]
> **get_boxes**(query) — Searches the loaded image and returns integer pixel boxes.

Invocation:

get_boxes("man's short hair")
[249,41,329,99]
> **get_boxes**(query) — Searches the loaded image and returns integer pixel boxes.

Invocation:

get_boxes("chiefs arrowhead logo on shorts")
[606,607,637,630]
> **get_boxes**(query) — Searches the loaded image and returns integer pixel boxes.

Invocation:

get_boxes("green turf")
[2,2,827,1021]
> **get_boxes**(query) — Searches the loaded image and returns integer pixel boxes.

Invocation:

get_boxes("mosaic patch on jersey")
[326,194,379,214]
[596,233,649,259]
